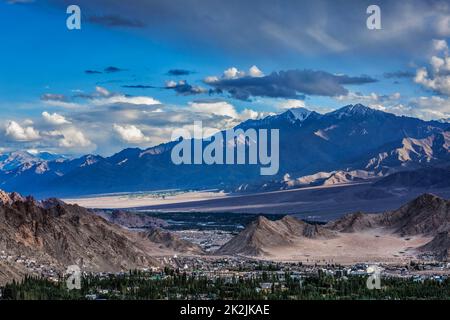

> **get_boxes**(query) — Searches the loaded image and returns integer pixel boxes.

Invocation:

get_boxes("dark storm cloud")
[47,0,450,57]
[88,14,145,28]
[166,80,207,96]
[85,67,125,74]
[383,71,415,79]
[104,66,125,73]
[41,93,67,101]
[85,70,102,74]
[167,69,195,76]
[6,0,34,4]
[122,85,155,89]
[206,70,377,100]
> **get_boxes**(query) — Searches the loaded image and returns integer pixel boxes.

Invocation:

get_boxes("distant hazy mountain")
[0,151,64,171]
[374,167,450,189]
[0,104,448,197]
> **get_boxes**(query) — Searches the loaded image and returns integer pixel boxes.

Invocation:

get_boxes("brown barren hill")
[378,193,450,236]
[0,190,174,284]
[218,194,450,262]
[325,211,379,233]
[419,231,450,261]
[217,215,335,256]
[328,193,450,236]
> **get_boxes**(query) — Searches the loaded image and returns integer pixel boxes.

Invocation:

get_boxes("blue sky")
[1,0,449,156]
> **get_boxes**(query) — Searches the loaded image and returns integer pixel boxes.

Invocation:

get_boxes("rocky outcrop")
[219,194,450,261]
[325,211,379,233]
[379,193,450,236]
[419,231,450,261]
[0,190,173,283]
[217,216,335,256]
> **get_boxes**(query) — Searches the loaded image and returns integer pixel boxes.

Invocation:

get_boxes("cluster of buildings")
[0,251,59,281]
[174,229,235,252]
[153,255,450,282]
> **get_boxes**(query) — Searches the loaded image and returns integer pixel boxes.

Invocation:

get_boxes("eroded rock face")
[379,193,450,236]
[0,190,174,285]
[0,190,11,205]
[326,193,450,236]
[217,215,336,256]
[0,190,26,205]
[420,231,450,261]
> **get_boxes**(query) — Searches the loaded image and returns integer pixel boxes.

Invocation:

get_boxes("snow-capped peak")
[329,104,379,118]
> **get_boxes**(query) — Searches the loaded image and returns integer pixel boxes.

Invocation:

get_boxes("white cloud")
[95,86,111,97]
[5,121,40,141]
[240,108,263,120]
[204,76,219,84]
[359,96,450,121]
[335,91,401,111]
[277,99,306,110]
[56,129,93,148]
[432,39,448,52]
[415,40,450,96]
[207,65,265,82]
[435,16,450,37]
[26,148,40,155]
[43,100,82,109]
[223,67,246,79]
[42,111,71,125]
[93,95,161,106]
[3,86,275,155]
[165,80,177,88]
[248,65,264,77]
[113,124,150,144]
[188,101,268,126]
[190,101,239,119]
[409,96,450,119]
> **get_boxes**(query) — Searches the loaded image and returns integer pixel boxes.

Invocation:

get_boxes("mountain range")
[0,190,201,285]
[0,151,64,171]
[217,193,450,262]
[1,189,449,286]
[0,104,449,198]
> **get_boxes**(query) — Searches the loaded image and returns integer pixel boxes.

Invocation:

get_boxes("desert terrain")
[255,229,432,265]
[65,183,450,221]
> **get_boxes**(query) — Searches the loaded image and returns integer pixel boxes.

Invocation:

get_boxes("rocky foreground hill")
[327,193,450,236]
[217,194,450,262]
[2,189,450,285]
[0,190,202,285]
